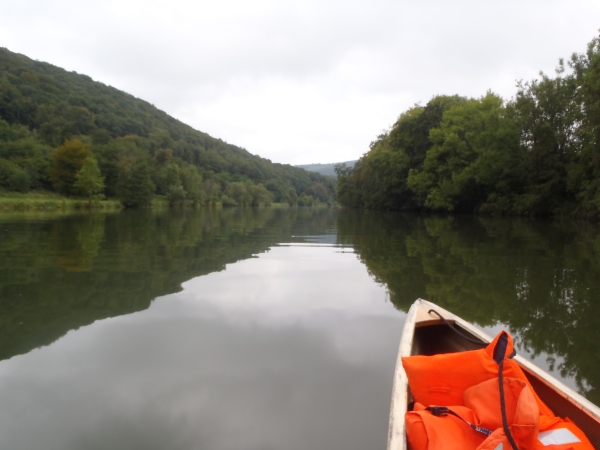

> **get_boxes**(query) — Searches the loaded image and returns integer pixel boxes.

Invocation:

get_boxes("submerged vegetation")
[337,34,600,218]
[0,48,336,209]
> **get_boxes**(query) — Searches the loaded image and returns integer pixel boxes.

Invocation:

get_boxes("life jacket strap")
[425,406,494,437]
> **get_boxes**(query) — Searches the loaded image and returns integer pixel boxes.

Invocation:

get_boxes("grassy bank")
[0,192,335,213]
[0,191,123,212]
[151,196,210,209]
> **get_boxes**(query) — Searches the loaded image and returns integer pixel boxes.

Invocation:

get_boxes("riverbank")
[0,191,123,212]
[0,192,335,212]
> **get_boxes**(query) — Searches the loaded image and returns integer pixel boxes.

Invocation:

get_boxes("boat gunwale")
[387,298,600,450]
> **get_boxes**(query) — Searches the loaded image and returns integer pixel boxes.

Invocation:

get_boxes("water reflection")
[337,211,600,403]
[0,209,398,450]
[0,209,599,449]
[0,208,339,361]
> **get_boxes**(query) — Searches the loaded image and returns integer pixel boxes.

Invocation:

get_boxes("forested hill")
[296,160,356,177]
[0,48,334,206]
[337,34,600,218]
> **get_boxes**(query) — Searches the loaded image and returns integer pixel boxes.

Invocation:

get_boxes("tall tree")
[568,35,600,217]
[74,157,105,207]
[180,166,203,205]
[0,158,31,192]
[511,66,579,215]
[407,94,520,212]
[116,159,155,208]
[114,140,155,208]
[336,96,467,210]
[50,139,92,196]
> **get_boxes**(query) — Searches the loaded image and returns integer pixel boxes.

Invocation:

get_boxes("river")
[0,208,598,449]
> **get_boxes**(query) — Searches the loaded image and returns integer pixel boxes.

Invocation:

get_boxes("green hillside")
[296,160,356,177]
[0,48,335,207]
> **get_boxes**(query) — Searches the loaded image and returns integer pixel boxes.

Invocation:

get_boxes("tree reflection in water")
[1,208,599,406]
[0,208,337,362]
[337,211,600,404]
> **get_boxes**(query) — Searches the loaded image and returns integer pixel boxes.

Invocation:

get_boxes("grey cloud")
[1,0,599,163]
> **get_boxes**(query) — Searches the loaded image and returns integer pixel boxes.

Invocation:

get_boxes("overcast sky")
[1,0,599,165]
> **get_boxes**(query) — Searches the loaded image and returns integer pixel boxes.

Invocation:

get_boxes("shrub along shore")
[0,191,331,212]
[0,191,122,212]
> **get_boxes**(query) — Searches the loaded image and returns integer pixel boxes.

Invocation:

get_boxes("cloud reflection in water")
[0,243,404,450]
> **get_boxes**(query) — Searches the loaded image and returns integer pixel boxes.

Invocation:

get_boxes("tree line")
[337,34,600,217]
[0,48,335,207]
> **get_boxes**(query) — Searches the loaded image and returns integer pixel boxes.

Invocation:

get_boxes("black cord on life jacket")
[495,333,519,450]
[426,406,494,437]
[428,309,486,345]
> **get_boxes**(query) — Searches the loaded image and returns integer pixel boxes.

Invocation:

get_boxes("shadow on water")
[337,210,600,405]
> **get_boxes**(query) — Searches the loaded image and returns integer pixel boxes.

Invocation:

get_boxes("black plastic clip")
[428,406,450,417]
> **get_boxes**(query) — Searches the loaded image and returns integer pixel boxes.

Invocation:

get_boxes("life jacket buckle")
[429,406,450,417]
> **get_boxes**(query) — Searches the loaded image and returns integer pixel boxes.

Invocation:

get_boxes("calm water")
[0,208,599,449]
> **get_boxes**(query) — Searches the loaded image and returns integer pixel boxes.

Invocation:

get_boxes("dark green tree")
[50,139,92,196]
[567,35,600,217]
[511,66,580,215]
[116,159,155,208]
[335,163,362,208]
[248,182,273,206]
[336,96,467,210]
[180,166,203,205]
[407,93,520,212]
[74,157,105,207]
[0,158,31,192]
[226,182,247,206]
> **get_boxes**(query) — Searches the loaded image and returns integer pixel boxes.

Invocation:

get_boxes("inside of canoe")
[411,323,485,356]
[409,322,600,448]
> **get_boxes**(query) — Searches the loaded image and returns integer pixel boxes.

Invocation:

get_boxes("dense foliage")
[337,34,600,217]
[0,48,335,206]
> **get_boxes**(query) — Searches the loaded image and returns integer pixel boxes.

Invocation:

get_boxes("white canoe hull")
[387,299,600,450]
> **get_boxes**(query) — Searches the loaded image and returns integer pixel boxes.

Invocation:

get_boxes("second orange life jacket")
[402,331,594,450]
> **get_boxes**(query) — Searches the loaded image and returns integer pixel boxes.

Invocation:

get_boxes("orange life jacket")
[406,403,486,450]
[475,418,593,450]
[406,377,540,450]
[402,332,554,419]
[467,377,540,450]
[402,331,594,450]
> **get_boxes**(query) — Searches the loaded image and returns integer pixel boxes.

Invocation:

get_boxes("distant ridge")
[296,160,357,177]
